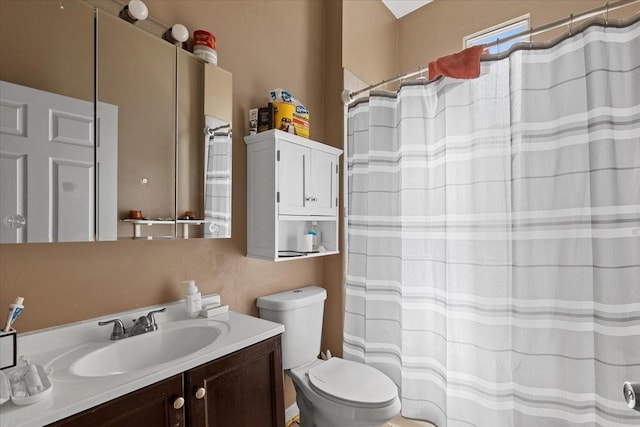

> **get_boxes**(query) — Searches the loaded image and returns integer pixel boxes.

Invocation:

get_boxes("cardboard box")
[273,102,310,139]
[257,103,274,133]
[248,108,258,135]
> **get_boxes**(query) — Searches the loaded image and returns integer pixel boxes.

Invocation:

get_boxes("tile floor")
[386,415,436,426]
[289,414,436,426]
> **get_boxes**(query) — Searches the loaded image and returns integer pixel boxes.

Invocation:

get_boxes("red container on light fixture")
[193,30,216,50]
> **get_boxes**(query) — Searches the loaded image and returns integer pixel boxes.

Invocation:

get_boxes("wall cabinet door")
[49,375,185,427]
[277,140,310,215]
[308,149,338,215]
[186,336,284,427]
[278,140,338,217]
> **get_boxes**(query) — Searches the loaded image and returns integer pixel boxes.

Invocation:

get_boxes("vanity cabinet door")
[48,375,185,427]
[186,335,285,427]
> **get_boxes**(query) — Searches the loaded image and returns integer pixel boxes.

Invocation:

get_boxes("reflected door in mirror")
[0,82,96,242]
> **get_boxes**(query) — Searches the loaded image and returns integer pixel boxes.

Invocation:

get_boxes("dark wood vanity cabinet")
[186,335,284,427]
[49,336,284,427]
[49,374,185,427]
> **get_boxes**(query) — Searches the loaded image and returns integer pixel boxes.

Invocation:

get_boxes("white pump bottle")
[182,280,202,317]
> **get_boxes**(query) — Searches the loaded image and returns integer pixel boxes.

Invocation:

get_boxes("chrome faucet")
[98,307,167,340]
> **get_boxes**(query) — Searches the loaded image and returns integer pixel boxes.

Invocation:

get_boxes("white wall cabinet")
[245,130,342,261]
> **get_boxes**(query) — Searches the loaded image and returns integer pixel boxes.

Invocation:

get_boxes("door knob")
[194,387,206,399]
[173,397,185,410]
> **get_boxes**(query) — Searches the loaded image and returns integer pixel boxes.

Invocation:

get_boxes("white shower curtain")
[344,18,640,426]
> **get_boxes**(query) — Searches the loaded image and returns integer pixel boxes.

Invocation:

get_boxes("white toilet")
[257,286,401,427]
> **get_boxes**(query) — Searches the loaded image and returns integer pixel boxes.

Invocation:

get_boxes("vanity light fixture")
[164,24,189,44]
[120,0,149,23]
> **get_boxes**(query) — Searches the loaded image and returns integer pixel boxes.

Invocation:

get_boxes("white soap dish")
[0,363,52,406]
[200,303,229,318]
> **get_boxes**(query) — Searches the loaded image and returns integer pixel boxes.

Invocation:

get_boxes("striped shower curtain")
[203,116,231,238]
[344,18,640,426]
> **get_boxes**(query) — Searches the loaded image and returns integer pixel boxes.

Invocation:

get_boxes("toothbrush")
[4,297,24,332]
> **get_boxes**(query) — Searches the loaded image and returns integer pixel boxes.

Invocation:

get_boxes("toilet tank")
[257,286,327,370]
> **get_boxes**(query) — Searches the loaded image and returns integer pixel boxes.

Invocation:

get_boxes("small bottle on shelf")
[309,221,321,251]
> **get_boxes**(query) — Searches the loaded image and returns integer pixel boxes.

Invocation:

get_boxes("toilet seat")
[307,358,398,408]
[289,358,401,426]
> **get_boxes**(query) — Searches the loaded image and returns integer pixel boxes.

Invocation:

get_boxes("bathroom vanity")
[0,302,285,427]
[49,336,282,426]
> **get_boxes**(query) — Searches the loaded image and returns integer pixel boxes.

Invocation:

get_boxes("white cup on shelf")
[296,234,313,253]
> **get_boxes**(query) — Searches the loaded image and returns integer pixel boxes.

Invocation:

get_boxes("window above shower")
[464,14,530,55]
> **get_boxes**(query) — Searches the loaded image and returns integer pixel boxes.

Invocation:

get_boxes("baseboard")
[285,402,300,425]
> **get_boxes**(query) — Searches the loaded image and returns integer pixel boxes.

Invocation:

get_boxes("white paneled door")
[0,80,116,243]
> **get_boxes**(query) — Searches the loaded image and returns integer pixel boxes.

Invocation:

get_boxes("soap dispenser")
[182,280,202,317]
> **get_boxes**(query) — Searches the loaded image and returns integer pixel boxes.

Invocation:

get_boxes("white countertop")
[0,299,284,427]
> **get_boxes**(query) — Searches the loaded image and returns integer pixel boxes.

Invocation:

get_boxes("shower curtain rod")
[342,0,640,104]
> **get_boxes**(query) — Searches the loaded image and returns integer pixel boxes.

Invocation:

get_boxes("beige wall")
[343,0,397,86]
[322,0,345,360]
[397,0,636,76]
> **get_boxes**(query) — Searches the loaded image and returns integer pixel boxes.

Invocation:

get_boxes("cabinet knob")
[173,397,185,410]
[312,197,318,202]
[194,387,206,399]
[305,197,313,202]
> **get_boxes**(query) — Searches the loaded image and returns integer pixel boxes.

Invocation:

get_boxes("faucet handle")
[146,307,167,326]
[98,319,126,340]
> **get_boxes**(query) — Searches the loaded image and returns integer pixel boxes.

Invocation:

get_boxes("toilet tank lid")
[257,286,327,311]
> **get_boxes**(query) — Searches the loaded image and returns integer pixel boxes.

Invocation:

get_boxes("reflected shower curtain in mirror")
[204,115,232,238]
[344,18,640,426]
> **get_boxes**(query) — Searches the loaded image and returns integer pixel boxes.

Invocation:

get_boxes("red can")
[193,30,216,50]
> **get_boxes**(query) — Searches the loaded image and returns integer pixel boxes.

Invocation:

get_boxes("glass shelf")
[121,219,205,239]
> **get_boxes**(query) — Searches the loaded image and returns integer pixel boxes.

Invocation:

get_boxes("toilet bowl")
[288,358,401,427]
[257,286,401,427]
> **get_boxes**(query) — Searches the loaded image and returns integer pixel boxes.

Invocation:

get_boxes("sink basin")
[68,324,226,377]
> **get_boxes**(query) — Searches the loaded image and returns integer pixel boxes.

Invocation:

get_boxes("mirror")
[0,0,232,243]
[97,10,176,240]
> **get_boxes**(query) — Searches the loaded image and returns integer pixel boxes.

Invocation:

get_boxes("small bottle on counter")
[182,280,202,317]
